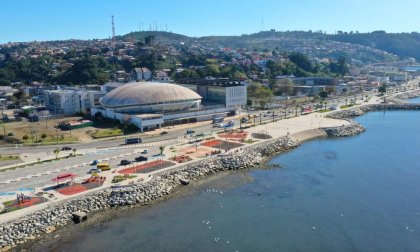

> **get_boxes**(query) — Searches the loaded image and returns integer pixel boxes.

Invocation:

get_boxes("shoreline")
[0,127,362,251]
[1,100,420,251]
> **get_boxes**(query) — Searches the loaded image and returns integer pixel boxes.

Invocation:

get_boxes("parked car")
[90,160,99,166]
[135,156,148,162]
[62,146,72,151]
[120,159,132,165]
[160,131,168,135]
[88,168,101,174]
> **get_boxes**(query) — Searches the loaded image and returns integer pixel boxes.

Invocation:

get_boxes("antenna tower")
[111,15,116,43]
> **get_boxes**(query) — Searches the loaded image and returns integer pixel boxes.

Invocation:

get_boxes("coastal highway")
[0,146,161,193]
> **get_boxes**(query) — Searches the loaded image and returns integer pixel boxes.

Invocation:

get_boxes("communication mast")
[111,15,116,43]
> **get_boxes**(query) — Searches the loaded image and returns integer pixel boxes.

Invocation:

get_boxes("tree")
[72,148,77,156]
[319,91,328,99]
[159,146,165,155]
[272,78,294,96]
[254,86,273,108]
[22,135,29,141]
[145,35,155,46]
[41,133,47,139]
[53,148,60,159]
[378,85,387,95]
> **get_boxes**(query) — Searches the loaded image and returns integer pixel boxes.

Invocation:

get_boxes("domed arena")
[99,82,202,113]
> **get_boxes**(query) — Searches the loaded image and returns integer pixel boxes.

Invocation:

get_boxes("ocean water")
[407,96,420,103]
[43,111,420,252]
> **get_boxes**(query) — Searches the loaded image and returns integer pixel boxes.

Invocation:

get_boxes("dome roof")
[100,82,202,108]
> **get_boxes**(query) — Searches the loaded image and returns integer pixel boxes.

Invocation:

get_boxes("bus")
[212,116,224,124]
[125,137,142,145]
[97,163,111,171]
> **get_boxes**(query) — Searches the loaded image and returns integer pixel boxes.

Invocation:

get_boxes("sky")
[1,0,420,43]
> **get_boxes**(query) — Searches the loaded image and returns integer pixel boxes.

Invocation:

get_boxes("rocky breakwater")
[322,121,366,138]
[0,137,298,251]
[328,108,365,119]
[107,137,299,206]
[361,103,420,112]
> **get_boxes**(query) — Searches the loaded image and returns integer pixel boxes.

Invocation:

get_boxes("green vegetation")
[91,128,123,139]
[378,85,387,95]
[247,83,273,108]
[0,155,19,162]
[111,175,137,183]
[340,104,354,109]
[22,135,78,145]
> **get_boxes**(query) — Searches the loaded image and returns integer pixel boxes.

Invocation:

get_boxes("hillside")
[327,31,420,60]
[121,30,420,63]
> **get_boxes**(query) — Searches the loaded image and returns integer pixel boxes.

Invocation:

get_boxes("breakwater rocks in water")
[322,122,366,137]
[0,137,298,250]
[328,103,420,120]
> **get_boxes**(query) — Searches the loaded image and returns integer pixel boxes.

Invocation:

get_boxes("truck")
[125,137,142,145]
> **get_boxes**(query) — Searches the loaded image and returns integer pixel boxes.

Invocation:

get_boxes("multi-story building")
[132,67,152,81]
[44,89,105,115]
[177,78,247,109]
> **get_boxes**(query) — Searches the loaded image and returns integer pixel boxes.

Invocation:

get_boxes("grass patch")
[2,200,14,207]
[0,154,82,173]
[340,104,353,109]
[111,175,137,183]
[244,139,258,144]
[22,136,79,145]
[0,155,19,162]
[318,109,330,113]
[91,128,123,139]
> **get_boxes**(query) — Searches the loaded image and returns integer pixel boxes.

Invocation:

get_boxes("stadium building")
[91,82,243,132]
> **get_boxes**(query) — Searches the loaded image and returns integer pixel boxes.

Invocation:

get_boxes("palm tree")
[53,148,60,159]
[159,146,165,155]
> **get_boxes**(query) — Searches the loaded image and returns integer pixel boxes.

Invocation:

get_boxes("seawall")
[0,137,300,250]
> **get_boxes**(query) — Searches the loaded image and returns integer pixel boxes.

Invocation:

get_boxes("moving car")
[186,129,195,134]
[135,156,148,162]
[125,137,142,144]
[62,146,72,151]
[160,131,168,135]
[141,149,148,154]
[120,159,132,165]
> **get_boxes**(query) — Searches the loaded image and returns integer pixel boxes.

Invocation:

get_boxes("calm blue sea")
[44,111,420,252]
[407,96,420,103]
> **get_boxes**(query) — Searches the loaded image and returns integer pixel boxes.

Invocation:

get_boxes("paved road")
[0,146,161,193]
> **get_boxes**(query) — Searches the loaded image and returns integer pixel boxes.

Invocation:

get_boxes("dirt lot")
[1,117,86,145]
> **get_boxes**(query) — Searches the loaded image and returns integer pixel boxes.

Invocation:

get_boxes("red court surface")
[119,160,175,174]
[218,132,248,139]
[9,197,43,208]
[2,197,48,214]
[201,139,244,150]
[57,184,88,195]
[201,139,223,148]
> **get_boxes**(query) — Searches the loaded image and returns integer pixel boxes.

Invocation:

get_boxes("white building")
[91,82,240,132]
[132,67,152,81]
[44,89,104,115]
[178,79,247,109]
